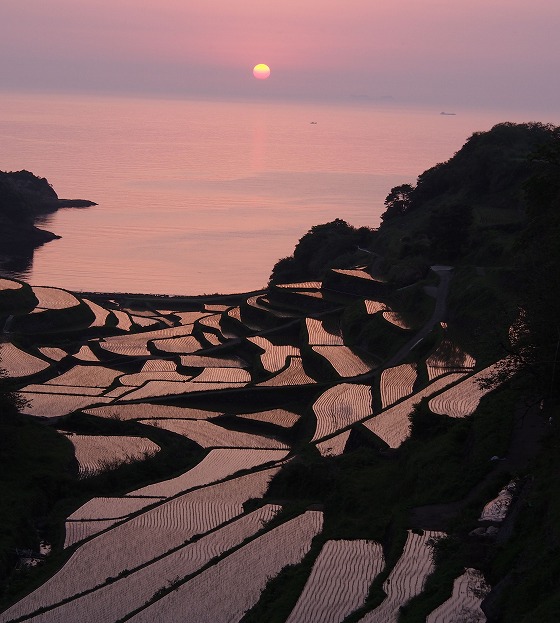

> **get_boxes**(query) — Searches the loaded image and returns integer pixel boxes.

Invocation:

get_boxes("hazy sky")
[1,0,559,111]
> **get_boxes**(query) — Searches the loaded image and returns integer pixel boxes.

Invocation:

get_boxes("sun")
[253,64,271,80]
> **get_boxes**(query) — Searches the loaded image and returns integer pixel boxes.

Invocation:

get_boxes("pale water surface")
[0,92,554,295]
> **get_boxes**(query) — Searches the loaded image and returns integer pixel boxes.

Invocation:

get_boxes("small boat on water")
[440,111,456,115]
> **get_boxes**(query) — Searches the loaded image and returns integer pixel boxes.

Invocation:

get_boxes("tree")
[380,184,414,221]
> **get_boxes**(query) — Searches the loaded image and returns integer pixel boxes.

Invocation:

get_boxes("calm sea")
[1,92,555,295]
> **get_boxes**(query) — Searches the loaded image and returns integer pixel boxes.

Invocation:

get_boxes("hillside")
[0,122,559,621]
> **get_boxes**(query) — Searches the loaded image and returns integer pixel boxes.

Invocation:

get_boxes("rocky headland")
[0,169,95,273]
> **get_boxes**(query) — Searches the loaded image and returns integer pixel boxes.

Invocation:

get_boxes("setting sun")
[253,63,271,80]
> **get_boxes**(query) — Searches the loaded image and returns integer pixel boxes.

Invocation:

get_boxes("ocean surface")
[1,92,556,295]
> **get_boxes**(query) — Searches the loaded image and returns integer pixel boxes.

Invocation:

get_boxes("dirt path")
[385,265,453,368]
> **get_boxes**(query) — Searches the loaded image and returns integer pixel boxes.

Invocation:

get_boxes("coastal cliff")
[0,169,95,272]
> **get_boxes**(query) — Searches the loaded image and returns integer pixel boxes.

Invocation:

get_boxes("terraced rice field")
[193,367,251,383]
[23,384,106,396]
[118,371,192,386]
[286,539,385,623]
[248,336,299,372]
[41,506,282,623]
[1,471,280,621]
[45,365,122,388]
[63,434,160,478]
[364,299,387,314]
[426,568,488,623]
[198,314,223,331]
[128,450,287,497]
[382,311,411,329]
[0,342,50,377]
[83,403,220,421]
[305,318,344,345]
[312,384,373,441]
[20,393,114,417]
[362,373,466,448]
[64,497,164,547]
[257,356,316,386]
[358,530,444,622]
[425,339,476,380]
[237,409,300,428]
[99,326,197,357]
[428,363,505,418]
[277,281,322,289]
[119,379,247,401]
[38,346,67,361]
[0,277,21,290]
[73,345,100,361]
[82,298,111,328]
[140,359,177,371]
[180,354,246,368]
[112,309,134,331]
[152,335,202,353]
[127,511,323,623]
[201,331,223,346]
[380,363,417,408]
[63,520,117,549]
[170,310,212,324]
[333,268,375,280]
[32,286,80,309]
[139,419,288,449]
[315,430,351,457]
[312,346,372,377]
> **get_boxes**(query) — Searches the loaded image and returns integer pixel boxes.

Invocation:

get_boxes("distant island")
[0,122,559,621]
[0,169,95,274]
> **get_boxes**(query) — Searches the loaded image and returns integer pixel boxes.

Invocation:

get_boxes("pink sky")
[1,0,559,110]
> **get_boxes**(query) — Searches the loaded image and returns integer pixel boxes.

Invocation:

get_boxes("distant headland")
[0,169,95,274]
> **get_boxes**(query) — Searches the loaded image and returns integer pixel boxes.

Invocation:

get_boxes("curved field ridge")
[380,363,417,409]
[139,419,289,450]
[363,373,466,449]
[426,568,489,623]
[127,511,324,623]
[67,496,162,521]
[333,268,375,280]
[127,448,288,497]
[306,318,344,345]
[358,530,445,623]
[63,434,160,478]
[426,339,476,381]
[63,520,117,549]
[312,346,372,377]
[0,470,279,621]
[257,356,316,387]
[0,342,50,377]
[286,539,385,623]
[238,409,300,428]
[34,506,282,623]
[316,431,351,457]
[312,384,373,441]
[428,363,504,418]
[99,325,197,357]
[83,403,220,421]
